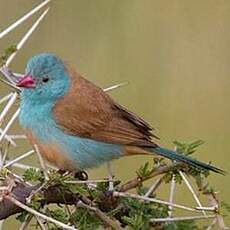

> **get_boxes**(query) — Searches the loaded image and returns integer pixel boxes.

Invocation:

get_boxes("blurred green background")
[0,0,229,228]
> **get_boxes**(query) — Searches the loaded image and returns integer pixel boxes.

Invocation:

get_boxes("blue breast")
[19,97,123,169]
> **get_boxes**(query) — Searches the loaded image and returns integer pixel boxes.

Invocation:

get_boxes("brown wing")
[53,65,159,147]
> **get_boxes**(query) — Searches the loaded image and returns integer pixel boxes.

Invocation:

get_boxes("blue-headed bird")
[16,53,224,174]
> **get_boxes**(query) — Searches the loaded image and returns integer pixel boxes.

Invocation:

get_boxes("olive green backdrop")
[0,0,229,228]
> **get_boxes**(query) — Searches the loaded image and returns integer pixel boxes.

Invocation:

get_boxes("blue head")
[17,53,70,105]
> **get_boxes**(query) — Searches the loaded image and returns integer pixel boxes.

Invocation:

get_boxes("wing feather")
[53,65,158,147]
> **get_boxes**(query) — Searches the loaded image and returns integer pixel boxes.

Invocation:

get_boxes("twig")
[204,193,226,229]
[26,182,48,204]
[113,191,198,212]
[10,172,32,186]
[195,175,227,229]
[119,162,184,192]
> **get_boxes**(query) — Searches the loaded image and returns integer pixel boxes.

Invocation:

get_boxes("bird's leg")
[74,170,88,181]
[57,169,73,177]
[57,169,88,180]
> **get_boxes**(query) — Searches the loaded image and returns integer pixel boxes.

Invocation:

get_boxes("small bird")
[16,53,223,174]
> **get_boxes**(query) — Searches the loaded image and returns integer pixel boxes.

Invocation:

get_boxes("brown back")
[53,65,158,147]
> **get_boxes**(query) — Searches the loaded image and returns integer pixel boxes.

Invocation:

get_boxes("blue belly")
[54,131,123,169]
[19,99,123,169]
[19,102,123,169]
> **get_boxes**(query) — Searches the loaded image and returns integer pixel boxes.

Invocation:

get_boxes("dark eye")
[42,76,49,83]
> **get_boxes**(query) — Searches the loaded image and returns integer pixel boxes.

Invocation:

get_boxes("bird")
[16,53,224,174]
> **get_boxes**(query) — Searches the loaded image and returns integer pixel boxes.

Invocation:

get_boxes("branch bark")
[119,162,184,192]
[0,183,81,220]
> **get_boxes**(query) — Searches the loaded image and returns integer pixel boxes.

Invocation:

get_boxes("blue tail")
[150,146,225,174]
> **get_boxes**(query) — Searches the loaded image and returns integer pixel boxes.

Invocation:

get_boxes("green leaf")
[16,211,29,223]
[0,45,17,66]
[46,208,69,224]
[173,140,205,156]
[23,168,44,182]
[136,162,152,178]
[68,184,88,196]
[70,208,101,230]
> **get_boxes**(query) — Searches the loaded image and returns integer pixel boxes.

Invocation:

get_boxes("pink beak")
[16,75,35,88]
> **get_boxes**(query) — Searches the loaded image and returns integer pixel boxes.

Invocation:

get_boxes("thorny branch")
[0,161,227,230]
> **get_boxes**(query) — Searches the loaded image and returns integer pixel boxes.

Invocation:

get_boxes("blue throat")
[19,92,122,169]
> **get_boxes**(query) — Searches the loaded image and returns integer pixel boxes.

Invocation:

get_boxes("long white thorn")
[6,8,50,67]
[104,82,129,92]
[4,162,38,171]
[195,206,217,211]
[113,191,199,212]
[3,150,35,168]
[34,144,49,180]
[0,68,20,91]
[0,0,51,39]
[168,175,176,217]
[0,128,16,146]
[7,134,27,140]
[150,215,215,222]
[5,195,77,230]
[0,108,20,142]
[0,93,13,105]
[144,178,163,197]
[0,66,18,85]
[179,171,207,216]
[65,179,116,184]
[12,72,23,78]
[0,92,17,126]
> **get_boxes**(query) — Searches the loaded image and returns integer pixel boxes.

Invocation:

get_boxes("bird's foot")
[74,170,88,181]
[57,169,67,175]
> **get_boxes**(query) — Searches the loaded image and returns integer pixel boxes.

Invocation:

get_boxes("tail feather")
[150,146,225,174]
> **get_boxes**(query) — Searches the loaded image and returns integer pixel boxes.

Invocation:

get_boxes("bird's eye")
[42,76,49,83]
